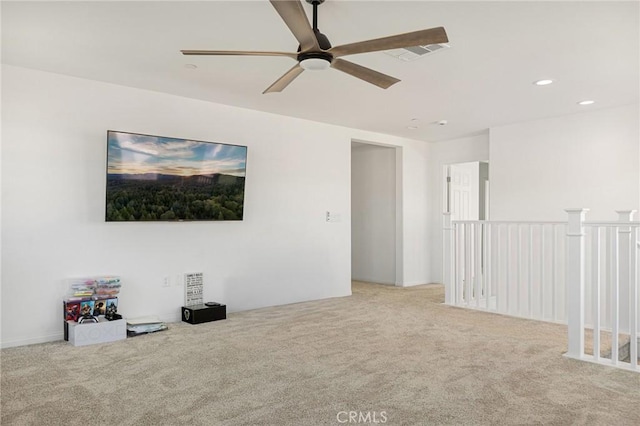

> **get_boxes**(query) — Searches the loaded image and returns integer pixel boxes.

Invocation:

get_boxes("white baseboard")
[399,281,442,287]
[159,312,182,324]
[352,277,396,286]
[352,278,440,287]
[1,333,64,349]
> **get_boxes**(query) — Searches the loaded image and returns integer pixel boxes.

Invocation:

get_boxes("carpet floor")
[2,281,639,425]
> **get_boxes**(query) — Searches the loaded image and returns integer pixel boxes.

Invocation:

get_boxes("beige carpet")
[2,282,639,425]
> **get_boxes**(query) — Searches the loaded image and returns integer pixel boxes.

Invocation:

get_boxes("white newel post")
[565,208,588,359]
[443,213,454,305]
[616,210,636,334]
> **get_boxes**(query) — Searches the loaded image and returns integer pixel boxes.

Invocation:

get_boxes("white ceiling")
[2,1,638,142]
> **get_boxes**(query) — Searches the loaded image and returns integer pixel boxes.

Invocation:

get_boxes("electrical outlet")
[163,276,171,288]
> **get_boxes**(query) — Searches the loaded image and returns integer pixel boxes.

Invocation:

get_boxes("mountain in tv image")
[106,131,247,222]
[107,173,244,185]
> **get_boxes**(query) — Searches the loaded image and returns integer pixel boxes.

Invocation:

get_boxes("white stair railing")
[566,210,639,372]
[443,215,566,323]
[443,209,640,373]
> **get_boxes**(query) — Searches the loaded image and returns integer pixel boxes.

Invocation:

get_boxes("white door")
[447,162,480,221]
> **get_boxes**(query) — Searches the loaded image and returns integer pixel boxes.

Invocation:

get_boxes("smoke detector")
[384,43,450,62]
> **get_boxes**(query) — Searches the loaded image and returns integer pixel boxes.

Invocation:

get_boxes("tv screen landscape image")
[106,131,247,221]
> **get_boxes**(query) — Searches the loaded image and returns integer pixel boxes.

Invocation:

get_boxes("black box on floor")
[181,304,226,324]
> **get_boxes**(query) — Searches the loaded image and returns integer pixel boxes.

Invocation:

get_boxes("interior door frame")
[351,139,403,286]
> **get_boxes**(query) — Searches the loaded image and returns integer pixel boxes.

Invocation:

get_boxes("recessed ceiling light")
[534,79,553,86]
[577,100,595,106]
[407,126,419,130]
[184,64,198,69]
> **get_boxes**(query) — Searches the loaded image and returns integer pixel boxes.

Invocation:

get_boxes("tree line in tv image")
[106,131,247,222]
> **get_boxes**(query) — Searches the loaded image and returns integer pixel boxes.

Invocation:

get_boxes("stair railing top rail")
[451,220,566,225]
[584,221,640,227]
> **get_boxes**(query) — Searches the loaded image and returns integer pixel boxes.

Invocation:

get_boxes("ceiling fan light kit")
[181,0,448,93]
[299,57,331,71]
[298,52,332,71]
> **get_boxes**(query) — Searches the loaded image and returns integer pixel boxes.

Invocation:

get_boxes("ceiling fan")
[181,0,448,94]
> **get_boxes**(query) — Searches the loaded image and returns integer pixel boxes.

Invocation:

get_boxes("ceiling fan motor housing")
[298,51,333,62]
[296,30,332,53]
[314,30,332,50]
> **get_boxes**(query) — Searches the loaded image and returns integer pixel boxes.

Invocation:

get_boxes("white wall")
[351,144,396,285]
[427,133,490,284]
[490,104,640,221]
[1,65,351,346]
[1,65,435,346]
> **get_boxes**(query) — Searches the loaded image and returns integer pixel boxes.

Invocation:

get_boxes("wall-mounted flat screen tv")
[106,130,247,222]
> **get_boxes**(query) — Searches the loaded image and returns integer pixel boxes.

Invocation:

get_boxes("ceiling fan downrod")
[310,0,322,30]
[306,0,331,50]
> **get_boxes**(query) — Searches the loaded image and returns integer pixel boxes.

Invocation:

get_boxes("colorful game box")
[93,300,107,316]
[79,300,95,317]
[64,301,80,322]
[106,298,118,313]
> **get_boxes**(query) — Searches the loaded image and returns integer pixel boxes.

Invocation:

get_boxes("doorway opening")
[351,141,402,286]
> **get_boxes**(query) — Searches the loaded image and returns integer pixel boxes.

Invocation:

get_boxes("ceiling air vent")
[384,43,450,62]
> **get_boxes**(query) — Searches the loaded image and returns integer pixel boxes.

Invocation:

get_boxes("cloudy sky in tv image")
[107,132,247,177]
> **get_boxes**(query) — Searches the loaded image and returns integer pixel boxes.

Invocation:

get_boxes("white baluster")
[475,222,482,308]
[551,225,557,321]
[612,227,619,365]
[616,210,635,337]
[485,223,491,310]
[592,227,601,361]
[516,224,522,316]
[496,225,501,313]
[443,213,454,305]
[458,223,463,304]
[630,229,638,368]
[540,225,545,320]
[527,225,533,318]
[465,223,471,305]
[506,225,511,315]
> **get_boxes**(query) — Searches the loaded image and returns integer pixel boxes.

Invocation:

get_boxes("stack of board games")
[63,276,122,341]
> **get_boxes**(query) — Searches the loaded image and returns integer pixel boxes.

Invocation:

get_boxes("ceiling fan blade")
[330,59,400,89]
[263,64,304,94]
[270,0,319,52]
[329,27,448,58]
[181,50,298,59]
